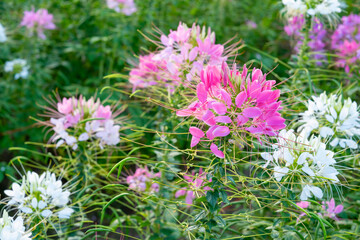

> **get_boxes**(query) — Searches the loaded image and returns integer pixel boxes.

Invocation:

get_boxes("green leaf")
[206,190,219,209]
[107,157,137,178]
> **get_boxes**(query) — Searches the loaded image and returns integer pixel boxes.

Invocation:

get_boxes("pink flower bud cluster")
[49,96,120,150]
[129,22,227,90]
[20,8,55,39]
[331,14,360,73]
[177,63,286,158]
[175,168,212,207]
[126,167,161,193]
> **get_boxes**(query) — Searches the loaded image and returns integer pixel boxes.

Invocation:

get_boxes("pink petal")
[237,115,249,126]
[197,82,207,103]
[212,126,230,137]
[175,188,186,198]
[202,110,216,126]
[176,109,192,117]
[191,136,201,147]
[220,89,232,106]
[185,191,194,206]
[243,107,262,118]
[206,125,218,140]
[235,92,248,108]
[252,68,263,81]
[211,102,227,115]
[189,127,205,138]
[267,116,286,130]
[210,143,224,158]
[334,205,344,214]
[256,90,272,103]
[214,116,232,123]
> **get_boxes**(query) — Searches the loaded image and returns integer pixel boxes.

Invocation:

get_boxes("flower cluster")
[5,171,74,220]
[175,168,212,207]
[126,167,161,193]
[20,8,55,39]
[129,22,228,90]
[49,96,120,150]
[261,129,339,201]
[4,59,29,80]
[0,211,31,240]
[106,0,137,15]
[298,92,360,149]
[177,63,286,158]
[282,0,342,18]
[0,22,6,42]
[331,14,360,73]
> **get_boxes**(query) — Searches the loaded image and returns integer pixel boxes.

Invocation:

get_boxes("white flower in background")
[282,0,307,16]
[5,171,74,220]
[282,0,343,17]
[0,22,7,42]
[0,210,31,240]
[261,129,339,201]
[298,92,360,149]
[4,59,29,80]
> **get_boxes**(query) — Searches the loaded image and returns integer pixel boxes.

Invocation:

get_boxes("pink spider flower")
[177,63,286,158]
[175,168,212,207]
[45,95,121,150]
[126,167,161,193]
[20,8,55,39]
[322,198,343,221]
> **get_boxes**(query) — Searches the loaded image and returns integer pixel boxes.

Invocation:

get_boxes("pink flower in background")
[331,14,360,72]
[126,167,161,192]
[308,18,327,65]
[177,63,286,158]
[246,20,257,29]
[296,201,309,221]
[106,0,137,15]
[284,15,304,53]
[20,8,55,39]
[175,168,212,207]
[322,198,343,221]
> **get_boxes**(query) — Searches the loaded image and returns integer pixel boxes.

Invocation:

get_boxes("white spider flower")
[261,129,340,201]
[0,210,31,240]
[299,92,360,149]
[0,22,7,42]
[282,0,343,19]
[4,59,29,80]
[4,171,74,220]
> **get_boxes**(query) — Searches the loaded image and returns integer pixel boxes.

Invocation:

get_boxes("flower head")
[45,95,121,150]
[177,63,286,158]
[175,168,212,207]
[261,129,339,201]
[4,171,74,220]
[20,8,55,39]
[322,198,343,220]
[0,211,31,240]
[282,0,343,18]
[299,92,360,149]
[4,59,29,80]
[126,167,161,193]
